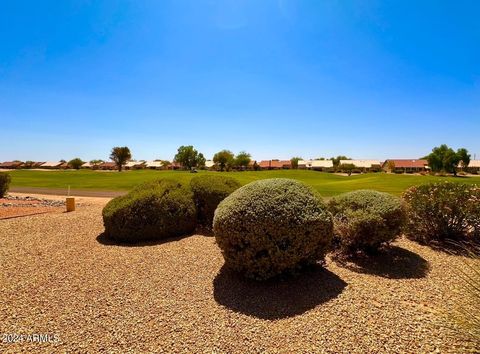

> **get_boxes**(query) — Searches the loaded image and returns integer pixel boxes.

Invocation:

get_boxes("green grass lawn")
[7,169,480,197]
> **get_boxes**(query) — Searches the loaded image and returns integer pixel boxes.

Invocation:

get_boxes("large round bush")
[0,172,11,198]
[213,178,333,280]
[328,190,406,254]
[403,182,480,243]
[190,175,241,227]
[102,179,196,243]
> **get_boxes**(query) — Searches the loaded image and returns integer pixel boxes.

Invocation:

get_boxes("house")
[82,161,105,169]
[125,161,146,170]
[298,160,333,171]
[339,160,382,172]
[169,162,182,170]
[0,161,24,169]
[258,160,271,169]
[32,162,45,168]
[467,160,480,174]
[40,161,65,169]
[382,159,429,173]
[22,161,44,168]
[258,160,292,170]
[145,161,164,170]
[205,160,215,170]
[298,160,309,169]
[97,162,117,170]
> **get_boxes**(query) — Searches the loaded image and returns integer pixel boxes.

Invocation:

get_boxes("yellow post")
[66,197,75,212]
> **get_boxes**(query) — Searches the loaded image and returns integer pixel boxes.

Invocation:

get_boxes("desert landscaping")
[0,194,477,353]
[2,2,479,352]
[1,170,479,353]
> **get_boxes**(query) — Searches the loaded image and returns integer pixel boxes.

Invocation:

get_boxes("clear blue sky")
[1,0,479,162]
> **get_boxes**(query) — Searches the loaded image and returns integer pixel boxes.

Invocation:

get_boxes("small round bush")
[213,178,333,280]
[328,190,406,254]
[102,179,196,243]
[0,172,11,198]
[403,182,480,243]
[190,175,241,227]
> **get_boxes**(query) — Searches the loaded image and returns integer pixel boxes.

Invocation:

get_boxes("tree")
[197,153,206,169]
[213,150,235,171]
[235,151,251,170]
[290,157,302,169]
[340,163,355,176]
[174,145,204,170]
[24,161,35,169]
[331,156,350,168]
[68,158,84,170]
[90,159,104,165]
[444,149,460,175]
[110,146,132,172]
[457,148,471,171]
[385,160,396,173]
[426,144,469,176]
[161,160,171,169]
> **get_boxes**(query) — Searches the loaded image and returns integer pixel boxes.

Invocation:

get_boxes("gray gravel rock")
[1,195,65,207]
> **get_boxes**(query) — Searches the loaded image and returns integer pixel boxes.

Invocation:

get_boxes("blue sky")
[1,0,479,162]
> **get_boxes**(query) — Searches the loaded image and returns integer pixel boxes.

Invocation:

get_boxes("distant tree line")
[24,143,473,175]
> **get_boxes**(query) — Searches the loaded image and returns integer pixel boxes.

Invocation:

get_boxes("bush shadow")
[424,239,480,258]
[195,225,214,237]
[213,264,347,320]
[334,245,430,279]
[96,232,192,247]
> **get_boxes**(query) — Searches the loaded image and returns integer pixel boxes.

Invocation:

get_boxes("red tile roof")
[383,159,428,168]
[258,160,292,168]
[273,160,291,168]
[98,162,116,168]
[258,160,271,168]
[0,161,23,168]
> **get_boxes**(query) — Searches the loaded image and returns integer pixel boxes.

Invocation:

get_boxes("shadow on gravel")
[335,246,430,279]
[213,264,347,320]
[96,232,191,247]
[194,226,214,237]
[422,239,480,258]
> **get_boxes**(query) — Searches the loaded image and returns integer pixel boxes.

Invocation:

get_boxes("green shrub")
[0,172,11,197]
[213,178,333,280]
[328,190,406,254]
[403,182,480,243]
[190,175,241,227]
[102,179,196,243]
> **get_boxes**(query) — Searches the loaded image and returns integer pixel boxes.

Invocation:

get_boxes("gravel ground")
[0,195,65,219]
[0,195,477,353]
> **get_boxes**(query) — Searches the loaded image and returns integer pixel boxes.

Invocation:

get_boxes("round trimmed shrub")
[403,182,480,243]
[328,190,406,254]
[0,172,10,198]
[190,175,241,227]
[102,179,196,243]
[213,178,333,280]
